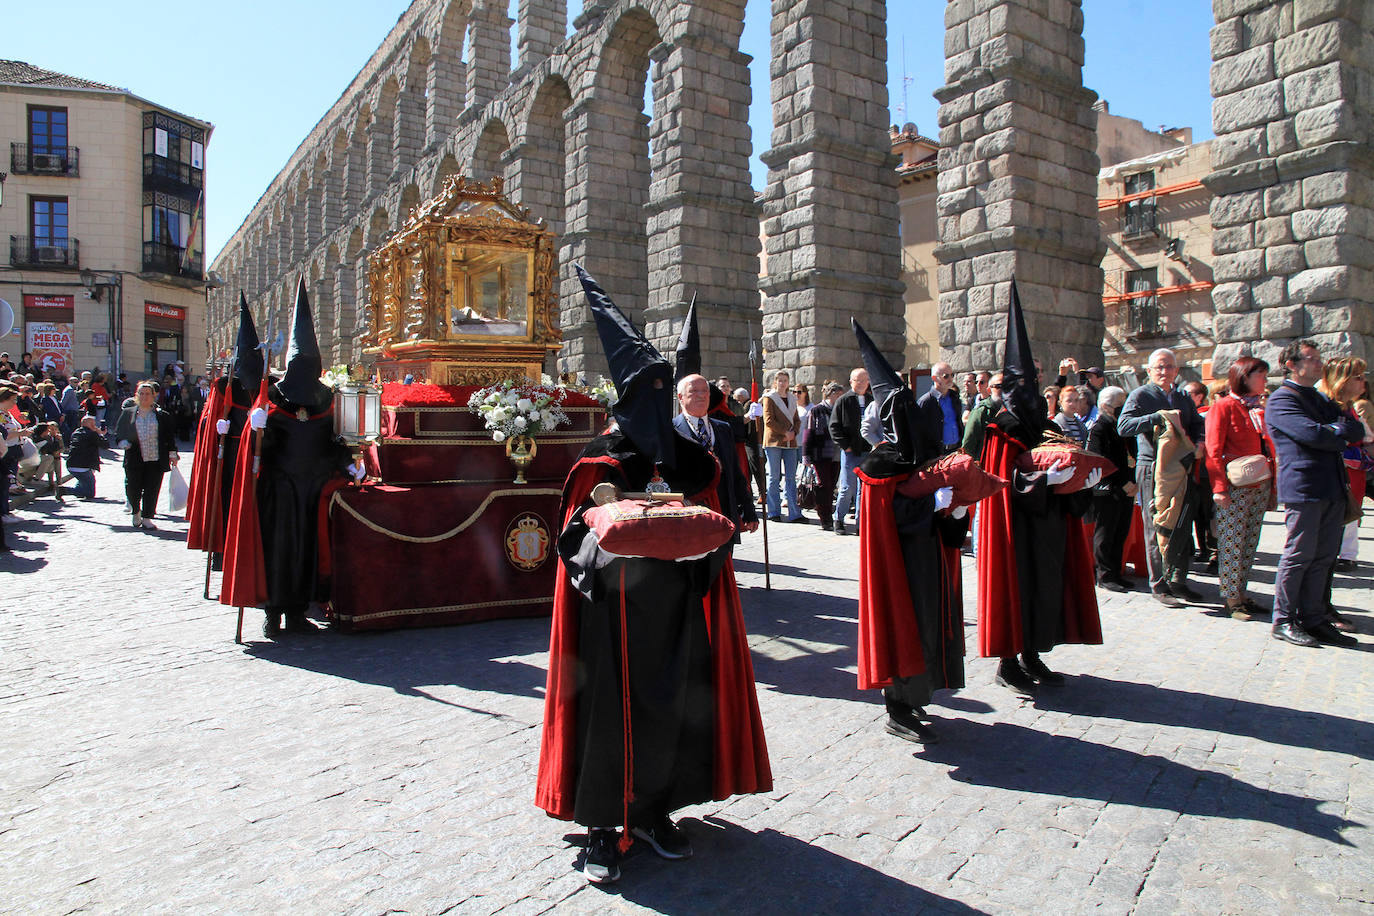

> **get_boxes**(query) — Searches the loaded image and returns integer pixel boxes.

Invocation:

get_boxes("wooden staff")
[203,363,235,600]
[233,412,267,645]
[748,332,770,591]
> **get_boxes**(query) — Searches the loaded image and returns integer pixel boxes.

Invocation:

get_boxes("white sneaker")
[132,513,143,528]
[140,518,157,530]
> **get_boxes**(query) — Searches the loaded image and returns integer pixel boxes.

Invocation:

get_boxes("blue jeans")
[70,469,96,499]
[834,448,863,523]
[765,446,801,519]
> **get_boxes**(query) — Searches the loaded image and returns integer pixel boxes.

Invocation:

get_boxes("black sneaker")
[632,816,692,860]
[1170,581,1203,603]
[1021,653,1064,684]
[583,828,622,883]
[833,522,848,536]
[995,658,1037,697]
[1098,578,1127,593]
[262,613,281,638]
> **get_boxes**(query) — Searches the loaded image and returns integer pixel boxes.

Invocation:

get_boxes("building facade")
[0,60,211,382]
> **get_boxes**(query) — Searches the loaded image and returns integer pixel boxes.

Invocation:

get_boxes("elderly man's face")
[851,370,870,396]
[677,375,711,418]
[932,364,954,395]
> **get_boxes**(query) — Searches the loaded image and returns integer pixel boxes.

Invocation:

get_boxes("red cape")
[535,454,772,821]
[218,381,269,609]
[976,425,1102,658]
[854,470,926,689]
[185,380,224,551]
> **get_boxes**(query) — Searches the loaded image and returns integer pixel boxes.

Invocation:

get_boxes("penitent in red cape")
[854,470,926,688]
[975,424,1101,658]
[534,454,772,821]
[185,379,224,551]
[218,379,269,609]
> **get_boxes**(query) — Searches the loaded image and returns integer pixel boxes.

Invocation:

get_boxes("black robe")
[556,430,723,827]
[858,443,969,708]
[257,389,351,612]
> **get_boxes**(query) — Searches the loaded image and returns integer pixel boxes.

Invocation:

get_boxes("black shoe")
[995,658,1037,697]
[1271,622,1320,647]
[632,816,692,860]
[1152,589,1184,608]
[1306,621,1357,647]
[833,522,848,536]
[785,515,807,524]
[885,715,939,744]
[1169,581,1203,603]
[1098,578,1127,593]
[583,828,622,883]
[1335,558,1356,573]
[283,612,319,634]
[262,614,281,639]
[1327,608,1356,632]
[1021,653,1064,684]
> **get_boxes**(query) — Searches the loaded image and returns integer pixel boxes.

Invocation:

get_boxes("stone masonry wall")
[933,0,1105,375]
[1206,0,1374,368]
[759,1,906,387]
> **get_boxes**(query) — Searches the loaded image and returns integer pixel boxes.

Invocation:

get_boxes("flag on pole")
[181,192,204,274]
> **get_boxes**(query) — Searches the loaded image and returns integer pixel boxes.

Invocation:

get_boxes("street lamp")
[81,269,123,373]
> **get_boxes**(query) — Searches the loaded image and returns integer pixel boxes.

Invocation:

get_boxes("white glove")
[116,439,131,450]
[1045,460,1073,487]
[950,504,968,519]
[746,402,763,419]
[249,407,268,430]
[347,461,366,482]
[1084,467,1103,489]
[215,418,230,435]
[934,486,954,511]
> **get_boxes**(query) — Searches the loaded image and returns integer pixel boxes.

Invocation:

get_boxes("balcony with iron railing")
[10,143,80,176]
[143,240,202,279]
[9,236,79,269]
[143,154,203,196]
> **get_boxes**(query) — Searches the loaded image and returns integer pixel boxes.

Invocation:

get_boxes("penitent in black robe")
[257,391,352,613]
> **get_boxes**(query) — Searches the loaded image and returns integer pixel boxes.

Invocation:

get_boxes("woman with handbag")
[114,381,179,530]
[1204,356,1275,620]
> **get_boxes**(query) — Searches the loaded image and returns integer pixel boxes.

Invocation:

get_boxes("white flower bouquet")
[467,379,571,443]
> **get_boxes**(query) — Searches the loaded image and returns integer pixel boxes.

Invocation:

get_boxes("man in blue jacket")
[1265,339,1364,648]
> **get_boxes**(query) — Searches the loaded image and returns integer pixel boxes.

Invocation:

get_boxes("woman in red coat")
[1204,356,1274,619]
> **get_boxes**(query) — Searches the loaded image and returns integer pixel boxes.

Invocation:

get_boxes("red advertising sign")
[145,302,186,321]
[24,293,74,311]
[27,321,74,376]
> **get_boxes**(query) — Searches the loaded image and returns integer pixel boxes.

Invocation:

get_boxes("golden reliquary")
[361,175,561,385]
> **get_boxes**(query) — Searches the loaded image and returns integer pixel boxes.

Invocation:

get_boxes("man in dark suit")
[1266,339,1364,648]
[676,374,759,540]
[917,361,964,454]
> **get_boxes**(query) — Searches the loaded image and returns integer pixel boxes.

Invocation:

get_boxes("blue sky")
[5,1,1215,263]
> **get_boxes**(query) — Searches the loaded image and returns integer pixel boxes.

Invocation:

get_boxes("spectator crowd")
[716,339,1372,650]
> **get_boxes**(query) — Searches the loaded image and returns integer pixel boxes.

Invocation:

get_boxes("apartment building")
[0,60,212,381]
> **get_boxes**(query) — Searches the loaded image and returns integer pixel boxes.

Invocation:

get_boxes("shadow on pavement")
[733,557,845,582]
[570,815,989,914]
[1034,674,1374,761]
[244,615,551,712]
[740,586,866,703]
[915,719,1358,845]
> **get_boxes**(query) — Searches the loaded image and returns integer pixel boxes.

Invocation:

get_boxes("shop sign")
[27,321,74,376]
[24,293,74,311]
[145,302,186,321]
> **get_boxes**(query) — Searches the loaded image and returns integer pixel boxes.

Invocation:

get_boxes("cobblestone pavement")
[2,454,1372,915]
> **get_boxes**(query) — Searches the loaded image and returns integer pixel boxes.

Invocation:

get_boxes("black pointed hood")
[231,292,263,393]
[852,318,936,465]
[578,265,675,467]
[1001,279,1046,438]
[673,298,700,384]
[274,277,331,409]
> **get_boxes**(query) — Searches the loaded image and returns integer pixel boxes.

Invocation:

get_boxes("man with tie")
[676,374,760,540]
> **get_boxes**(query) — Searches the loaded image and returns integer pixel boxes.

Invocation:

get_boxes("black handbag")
[796,463,818,511]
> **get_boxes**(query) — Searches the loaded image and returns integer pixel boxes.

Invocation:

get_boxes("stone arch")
[306,154,327,250]
[431,152,462,197]
[324,130,349,237]
[515,0,564,74]
[559,5,662,374]
[520,74,572,237]
[370,77,400,195]
[430,0,470,145]
[472,117,512,182]
[399,183,421,224]
[398,36,431,167]
[367,206,392,250]
[345,104,371,209]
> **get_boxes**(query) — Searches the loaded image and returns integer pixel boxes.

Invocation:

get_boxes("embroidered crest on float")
[505,513,550,570]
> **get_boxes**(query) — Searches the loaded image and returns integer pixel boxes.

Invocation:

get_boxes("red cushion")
[898,451,1008,508]
[1016,444,1117,494]
[584,499,735,560]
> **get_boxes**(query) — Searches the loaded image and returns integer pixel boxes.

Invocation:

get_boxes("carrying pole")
[747,332,770,591]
